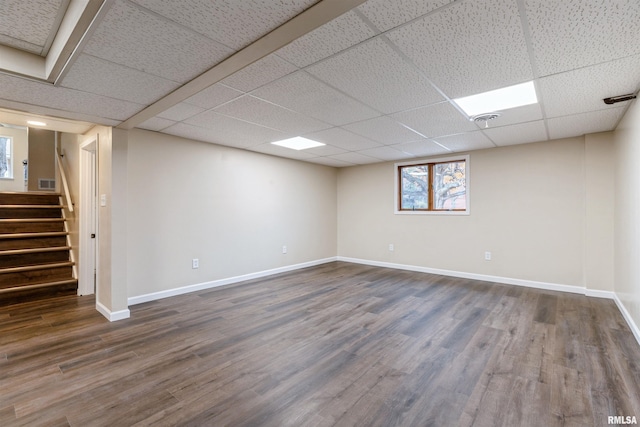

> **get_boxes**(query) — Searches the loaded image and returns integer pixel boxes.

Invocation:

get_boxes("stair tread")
[0,191,61,195]
[0,279,77,294]
[0,261,75,274]
[0,218,65,222]
[0,205,63,209]
[0,232,69,239]
[0,246,72,256]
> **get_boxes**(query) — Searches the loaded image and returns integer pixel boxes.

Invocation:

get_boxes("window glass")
[0,137,12,179]
[400,165,429,210]
[433,161,466,210]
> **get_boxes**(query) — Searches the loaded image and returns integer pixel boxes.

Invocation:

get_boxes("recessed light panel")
[271,136,325,150]
[453,81,538,117]
[27,120,47,126]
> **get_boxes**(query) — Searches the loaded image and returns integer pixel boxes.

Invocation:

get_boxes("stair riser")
[0,222,65,233]
[0,194,60,205]
[0,282,77,307]
[0,251,70,268]
[0,208,62,219]
[0,266,73,289]
[0,236,68,250]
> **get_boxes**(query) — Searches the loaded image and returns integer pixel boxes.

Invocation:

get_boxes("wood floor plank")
[1,261,639,426]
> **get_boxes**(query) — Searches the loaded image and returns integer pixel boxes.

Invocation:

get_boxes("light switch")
[100,194,107,207]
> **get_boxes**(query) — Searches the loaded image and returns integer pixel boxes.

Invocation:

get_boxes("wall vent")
[38,178,56,190]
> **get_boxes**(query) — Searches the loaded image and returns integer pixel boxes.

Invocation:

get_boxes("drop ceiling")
[0,0,638,167]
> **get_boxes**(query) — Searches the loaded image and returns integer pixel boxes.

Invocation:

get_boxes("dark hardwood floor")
[1,262,639,426]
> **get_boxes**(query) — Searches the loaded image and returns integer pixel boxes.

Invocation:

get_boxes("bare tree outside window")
[433,161,466,210]
[400,165,429,210]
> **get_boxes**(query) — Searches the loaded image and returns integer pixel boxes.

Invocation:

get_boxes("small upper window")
[0,137,12,179]
[396,156,468,214]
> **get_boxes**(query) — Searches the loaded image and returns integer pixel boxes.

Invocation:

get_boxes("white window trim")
[394,154,470,215]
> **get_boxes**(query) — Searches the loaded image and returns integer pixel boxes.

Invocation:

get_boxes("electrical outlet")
[389,244,394,252]
[192,258,199,269]
[484,251,492,261]
[282,245,287,254]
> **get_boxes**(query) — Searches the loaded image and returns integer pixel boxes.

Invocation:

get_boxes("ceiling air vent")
[472,113,501,128]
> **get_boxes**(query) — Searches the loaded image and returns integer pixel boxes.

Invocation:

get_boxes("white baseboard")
[337,256,589,296]
[96,301,130,322]
[612,293,640,347]
[128,257,337,306]
[585,289,616,299]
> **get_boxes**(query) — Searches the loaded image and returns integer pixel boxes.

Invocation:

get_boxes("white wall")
[614,99,640,331]
[338,135,615,291]
[0,127,27,192]
[125,129,337,299]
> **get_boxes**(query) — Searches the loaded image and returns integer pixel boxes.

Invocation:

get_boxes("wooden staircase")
[0,192,77,306]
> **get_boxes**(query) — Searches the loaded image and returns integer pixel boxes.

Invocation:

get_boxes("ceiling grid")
[0,0,637,166]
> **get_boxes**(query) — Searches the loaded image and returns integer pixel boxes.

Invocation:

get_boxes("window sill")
[394,210,470,216]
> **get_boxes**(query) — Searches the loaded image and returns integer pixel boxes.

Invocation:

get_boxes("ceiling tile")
[327,152,380,165]
[0,98,120,127]
[303,144,348,157]
[392,102,477,138]
[157,102,206,122]
[181,110,287,147]
[221,54,298,92]
[248,143,317,160]
[539,55,640,118]
[213,95,331,135]
[306,157,356,167]
[433,131,496,152]
[0,0,62,48]
[525,0,640,76]
[357,0,454,32]
[275,11,378,68]
[252,71,380,126]
[303,127,382,151]
[138,117,176,132]
[83,0,233,83]
[547,108,626,140]
[0,73,143,121]
[307,37,443,114]
[184,84,244,110]
[60,54,180,104]
[386,0,533,98]
[343,116,425,145]
[130,0,317,50]
[357,146,410,161]
[483,121,548,146]
[0,34,41,55]
[393,140,450,157]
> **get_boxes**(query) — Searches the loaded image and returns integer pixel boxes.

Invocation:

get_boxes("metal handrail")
[55,148,74,212]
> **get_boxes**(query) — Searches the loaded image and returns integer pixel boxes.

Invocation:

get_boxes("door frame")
[78,136,98,296]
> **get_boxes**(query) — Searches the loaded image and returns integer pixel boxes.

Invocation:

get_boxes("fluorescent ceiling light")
[27,120,47,126]
[271,136,325,150]
[453,81,538,117]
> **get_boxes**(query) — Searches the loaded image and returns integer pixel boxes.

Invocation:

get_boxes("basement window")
[395,155,468,215]
[0,137,12,179]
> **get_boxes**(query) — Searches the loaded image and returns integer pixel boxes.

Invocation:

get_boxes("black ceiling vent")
[603,93,637,105]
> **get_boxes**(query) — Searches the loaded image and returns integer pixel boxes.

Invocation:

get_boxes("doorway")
[78,137,97,295]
